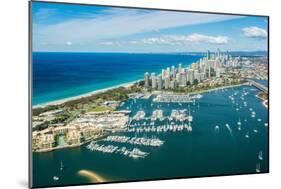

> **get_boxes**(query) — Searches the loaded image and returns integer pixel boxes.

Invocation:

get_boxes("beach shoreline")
[255,92,268,109]
[33,80,141,109]
[77,170,106,182]
[33,81,250,109]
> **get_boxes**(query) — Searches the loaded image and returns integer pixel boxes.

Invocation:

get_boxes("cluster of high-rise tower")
[144,49,240,90]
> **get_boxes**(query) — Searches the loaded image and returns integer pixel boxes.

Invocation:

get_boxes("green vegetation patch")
[258,92,268,101]
[88,106,114,112]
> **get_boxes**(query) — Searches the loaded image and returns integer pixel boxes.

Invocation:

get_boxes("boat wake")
[225,124,233,137]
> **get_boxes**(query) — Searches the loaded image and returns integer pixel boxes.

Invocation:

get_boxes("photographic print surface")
[30,1,269,188]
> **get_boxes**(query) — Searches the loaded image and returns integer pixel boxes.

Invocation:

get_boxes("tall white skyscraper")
[157,75,162,90]
[170,79,176,89]
[164,77,170,89]
[166,67,170,78]
[179,72,187,87]
[151,72,157,89]
[188,69,194,84]
[161,69,165,79]
[178,63,182,73]
[144,72,150,88]
[171,66,176,78]
[176,73,180,82]
[194,69,200,82]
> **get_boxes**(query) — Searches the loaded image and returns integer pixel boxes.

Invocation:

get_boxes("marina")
[87,141,149,159]
[103,135,164,147]
[151,109,164,121]
[30,4,269,187]
[133,111,146,120]
[153,94,202,103]
[33,83,269,187]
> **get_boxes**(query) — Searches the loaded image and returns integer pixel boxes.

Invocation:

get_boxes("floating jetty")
[127,123,192,133]
[87,142,149,159]
[170,109,189,121]
[133,111,146,121]
[151,109,164,121]
[103,135,164,147]
[153,94,202,103]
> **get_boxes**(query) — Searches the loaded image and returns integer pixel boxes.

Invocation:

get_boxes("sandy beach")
[77,170,106,182]
[33,80,249,109]
[33,80,141,109]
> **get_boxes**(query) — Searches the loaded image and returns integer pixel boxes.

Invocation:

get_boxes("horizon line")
[32,50,268,53]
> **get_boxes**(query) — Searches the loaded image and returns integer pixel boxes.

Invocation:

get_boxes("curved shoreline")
[33,80,141,109]
[262,100,268,108]
[33,81,249,109]
[255,92,268,109]
[77,170,106,183]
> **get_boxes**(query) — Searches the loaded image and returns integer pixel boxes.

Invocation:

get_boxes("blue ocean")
[32,52,202,105]
[33,85,269,187]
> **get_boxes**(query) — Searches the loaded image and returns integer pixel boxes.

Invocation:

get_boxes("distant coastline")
[33,52,203,106]
[33,80,250,109]
[33,80,141,109]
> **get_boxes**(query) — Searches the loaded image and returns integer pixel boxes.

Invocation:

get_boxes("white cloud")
[34,9,241,47]
[129,33,230,45]
[66,41,72,46]
[242,26,267,39]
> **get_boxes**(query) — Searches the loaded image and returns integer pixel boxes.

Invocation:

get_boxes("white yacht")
[237,118,242,126]
[258,151,263,160]
[53,176,59,181]
[256,163,261,173]
[60,161,64,171]
[238,125,241,131]
[215,125,219,131]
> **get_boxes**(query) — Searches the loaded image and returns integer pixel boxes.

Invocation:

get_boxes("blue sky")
[32,2,268,52]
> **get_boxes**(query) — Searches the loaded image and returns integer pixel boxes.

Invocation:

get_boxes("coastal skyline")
[32,48,269,187]
[32,2,268,52]
[31,2,269,188]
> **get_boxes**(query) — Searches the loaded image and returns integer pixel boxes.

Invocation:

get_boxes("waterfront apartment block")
[143,49,243,90]
[32,111,130,152]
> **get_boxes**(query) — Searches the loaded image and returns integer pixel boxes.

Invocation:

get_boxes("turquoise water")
[33,53,202,105]
[33,84,269,187]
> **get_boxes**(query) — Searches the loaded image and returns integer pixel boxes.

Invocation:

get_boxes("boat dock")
[133,111,146,121]
[87,141,149,159]
[153,94,202,103]
[151,109,164,121]
[127,122,192,133]
[103,135,164,147]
